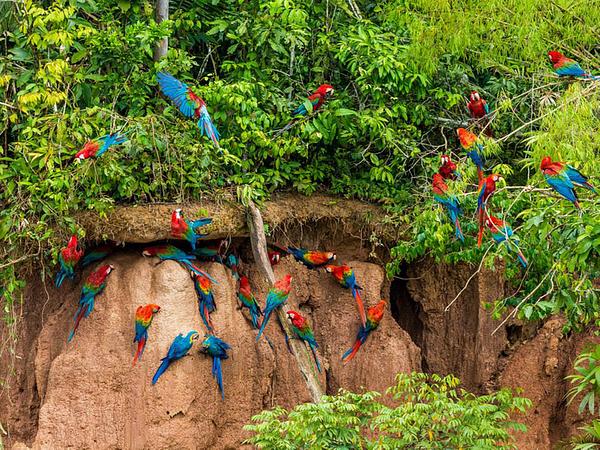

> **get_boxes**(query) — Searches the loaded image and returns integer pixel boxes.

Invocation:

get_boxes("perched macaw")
[548,51,599,80]
[68,264,114,342]
[342,300,386,363]
[287,246,336,269]
[457,128,485,182]
[476,174,503,247]
[81,243,114,268]
[256,274,292,341]
[485,216,528,268]
[170,209,212,251]
[74,133,127,161]
[157,71,220,147]
[142,245,216,282]
[192,241,227,263]
[152,331,199,385]
[192,272,216,332]
[467,91,493,137]
[286,310,321,372]
[432,173,464,243]
[268,250,281,266]
[199,334,231,400]
[237,276,262,329]
[325,264,366,327]
[133,303,161,366]
[274,84,335,137]
[225,254,240,281]
[55,235,84,288]
[540,156,596,209]
[438,154,460,181]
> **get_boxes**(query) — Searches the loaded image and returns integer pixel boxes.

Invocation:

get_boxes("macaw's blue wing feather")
[291,97,320,117]
[191,217,212,230]
[152,358,170,385]
[157,72,197,118]
[468,149,484,171]
[197,105,220,146]
[212,356,224,399]
[545,173,578,204]
[556,63,586,77]
[484,102,490,115]
[566,166,596,192]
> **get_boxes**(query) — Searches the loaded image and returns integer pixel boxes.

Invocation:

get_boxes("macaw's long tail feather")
[477,167,483,184]
[477,208,485,248]
[191,218,213,229]
[212,357,225,400]
[516,249,528,268]
[342,337,364,364]
[351,288,367,327]
[67,306,86,342]
[152,358,170,385]
[455,217,464,242]
[250,304,261,329]
[256,310,273,341]
[581,182,597,193]
[310,345,322,373]
[574,199,581,210]
[105,132,127,147]
[197,116,220,148]
[273,120,297,138]
[199,303,213,332]
[133,336,146,366]
[55,270,66,288]
[186,262,218,284]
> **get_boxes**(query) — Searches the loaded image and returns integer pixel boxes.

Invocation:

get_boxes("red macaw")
[342,300,386,363]
[133,304,161,366]
[287,246,336,269]
[238,276,262,329]
[274,84,334,137]
[540,156,596,209]
[192,272,217,332]
[170,209,212,251]
[157,71,220,147]
[438,154,460,181]
[467,91,493,137]
[476,174,503,247]
[142,245,216,282]
[74,133,127,161]
[432,174,464,242]
[485,216,528,268]
[548,51,599,80]
[55,235,84,288]
[286,310,321,372]
[268,250,281,266]
[82,243,114,268]
[256,274,292,341]
[457,128,485,182]
[325,264,366,327]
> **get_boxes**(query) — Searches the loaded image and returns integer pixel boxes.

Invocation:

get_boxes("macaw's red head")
[142,247,160,257]
[67,235,79,249]
[316,84,334,98]
[99,264,115,277]
[149,304,161,314]
[440,154,451,165]
[490,174,503,183]
[371,300,387,320]
[470,91,481,102]
[286,310,303,326]
[540,156,554,170]
[324,252,336,261]
[174,208,183,218]
[74,140,99,162]
[485,215,503,229]
[548,51,563,64]
[268,250,281,266]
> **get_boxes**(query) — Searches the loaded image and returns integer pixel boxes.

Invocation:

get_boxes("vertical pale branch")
[246,201,324,402]
[153,0,169,61]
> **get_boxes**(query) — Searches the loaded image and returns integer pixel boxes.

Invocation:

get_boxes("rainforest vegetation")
[1,0,599,446]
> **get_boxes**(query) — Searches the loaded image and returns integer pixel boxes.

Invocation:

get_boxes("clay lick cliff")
[0,194,595,449]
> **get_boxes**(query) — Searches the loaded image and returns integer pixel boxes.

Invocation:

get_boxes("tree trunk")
[153,0,169,61]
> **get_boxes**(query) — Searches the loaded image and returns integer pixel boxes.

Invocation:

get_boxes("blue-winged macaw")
[152,331,200,384]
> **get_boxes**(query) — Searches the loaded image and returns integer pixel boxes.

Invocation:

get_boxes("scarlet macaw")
[286,310,321,372]
[170,209,212,251]
[274,84,334,137]
[55,235,84,288]
[540,156,596,209]
[467,91,493,137]
[192,272,217,332]
[548,51,599,79]
[142,245,216,282]
[133,304,161,366]
[342,300,386,363]
[287,246,336,269]
[325,264,366,327]
[485,215,528,268]
[432,174,464,243]
[74,133,127,161]
[438,154,460,181]
[256,274,292,341]
[238,276,262,329]
[457,128,485,183]
[476,174,503,247]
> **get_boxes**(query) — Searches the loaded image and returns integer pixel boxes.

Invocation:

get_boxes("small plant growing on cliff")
[244,372,531,449]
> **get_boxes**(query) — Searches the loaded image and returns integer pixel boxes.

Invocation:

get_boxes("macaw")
[287,246,336,269]
[170,209,212,251]
[548,51,599,80]
[467,91,493,137]
[286,310,321,372]
[55,235,84,288]
[274,84,335,137]
[256,274,292,341]
[199,334,231,400]
[485,216,528,268]
[432,173,464,243]
[74,133,127,161]
[68,264,114,342]
[192,240,227,263]
[342,300,386,363]
[238,276,262,329]
[81,243,114,268]
[151,331,199,385]
[457,128,485,182]
[133,303,161,366]
[325,264,366,327]
[540,156,596,209]
[268,250,281,266]
[157,71,220,147]
[225,254,240,281]
[192,272,216,332]
[476,174,503,247]
[438,154,460,181]
[142,245,216,282]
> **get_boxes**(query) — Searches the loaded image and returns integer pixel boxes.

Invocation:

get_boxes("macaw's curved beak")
[142,250,151,257]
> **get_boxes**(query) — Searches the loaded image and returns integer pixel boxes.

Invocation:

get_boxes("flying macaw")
[192,272,216,332]
[170,209,212,251]
[225,254,240,281]
[268,250,281,266]
[152,331,199,385]
[438,154,460,181]
[238,276,262,329]
[74,133,127,161]
[467,91,493,137]
[485,215,528,268]
[274,84,335,137]
[256,274,293,341]
[476,174,503,247]
[199,334,231,400]
[81,243,114,268]
[142,245,216,282]
[432,173,464,243]
[192,240,227,263]
[540,156,596,209]
[287,246,336,269]
[342,300,387,364]
[68,264,114,342]
[55,235,84,288]
[133,303,161,366]
[286,310,321,372]
[325,264,366,327]
[157,71,220,147]
[457,128,485,182]
[548,51,599,80]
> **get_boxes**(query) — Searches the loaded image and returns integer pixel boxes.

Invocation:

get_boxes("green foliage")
[567,346,600,416]
[244,372,531,449]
